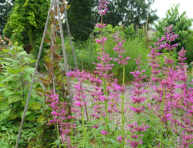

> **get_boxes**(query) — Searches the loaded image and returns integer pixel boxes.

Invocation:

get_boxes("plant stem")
[81,101,86,146]
[105,78,108,148]
[56,122,61,148]
[160,50,171,148]
[121,65,125,147]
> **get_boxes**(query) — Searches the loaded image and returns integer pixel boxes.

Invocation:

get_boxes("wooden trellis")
[15,0,77,147]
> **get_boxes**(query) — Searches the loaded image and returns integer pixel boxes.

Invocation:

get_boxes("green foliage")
[3,0,51,71]
[102,0,158,29]
[185,30,193,64]
[63,0,96,41]
[154,4,192,54]
[68,25,150,83]
[64,0,158,41]
[0,44,60,147]
[0,45,43,121]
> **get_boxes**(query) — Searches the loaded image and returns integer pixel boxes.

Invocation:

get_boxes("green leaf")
[0,110,11,120]
[55,140,61,145]
[0,102,8,110]
[30,59,36,63]
[0,97,3,101]
[21,111,31,118]
[44,55,50,62]
[37,115,45,123]
[3,90,14,98]
[29,102,41,110]
[54,67,60,74]
[0,83,4,87]
[8,95,23,104]
[57,74,62,81]
[7,110,18,120]
[25,113,36,121]
[7,69,20,74]
[20,67,26,72]
[2,49,9,52]
[108,138,118,144]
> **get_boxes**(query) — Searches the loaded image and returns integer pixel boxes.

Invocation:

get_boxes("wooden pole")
[56,0,73,105]
[15,1,53,148]
[62,2,78,70]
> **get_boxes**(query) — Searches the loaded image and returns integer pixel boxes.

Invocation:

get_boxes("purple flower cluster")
[46,93,76,147]
[126,122,149,148]
[130,55,147,114]
[113,32,130,65]
[148,25,193,147]
[99,0,108,16]
[95,0,108,29]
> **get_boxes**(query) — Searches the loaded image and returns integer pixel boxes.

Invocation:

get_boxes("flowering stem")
[121,65,125,147]
[173,112,178,147]
[71,118,74,144]
[105,78,108,148]
[101,15,103,39]
[81,106,86,146]
[161,50,171,148]
[147,73,153,91]
[56,122,61,148]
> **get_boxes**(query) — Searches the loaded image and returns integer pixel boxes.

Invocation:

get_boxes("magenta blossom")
[95,23,107,28]
[100,130,109,136]
[96,37,107,45]
[117,137,123,143]
[114,55,130,65]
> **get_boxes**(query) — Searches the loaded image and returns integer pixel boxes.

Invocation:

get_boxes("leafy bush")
[68,25,150,83]
[153,4,192,53]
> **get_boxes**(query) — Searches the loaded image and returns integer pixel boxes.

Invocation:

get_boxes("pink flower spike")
[100,130,109,136]
[117,137,123,143]
[114,55,130,65]
[96,37,107,45]
[95,23,107,28]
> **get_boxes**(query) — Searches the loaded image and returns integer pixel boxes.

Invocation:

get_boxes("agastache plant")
[62,0,193,146]
[147,25,193,147]
[113,31,130,147]
[46,93,76,148]
[127,122,149,148]
[66,70,89,146]
[127,55,149,147]
[159,25,178,147]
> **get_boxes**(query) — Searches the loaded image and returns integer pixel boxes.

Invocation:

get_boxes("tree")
[0,0,14,35]
[154,4,192,53]
[64,0,158,41]
[96,0,158,29]
[63,0,96,41]
[3,0,51,70]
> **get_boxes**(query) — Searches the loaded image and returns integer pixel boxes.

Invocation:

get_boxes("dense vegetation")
[0,0,193,148]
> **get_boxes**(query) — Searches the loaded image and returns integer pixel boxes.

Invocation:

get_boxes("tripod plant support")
[15,0,73,147]
[56,0,73,105]
[62,0,78,70]
[61,1,90,121]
